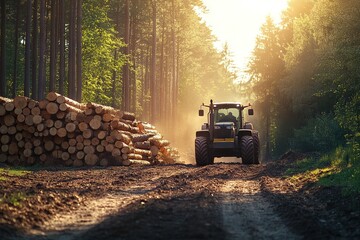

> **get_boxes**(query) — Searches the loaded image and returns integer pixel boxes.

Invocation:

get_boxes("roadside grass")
[285,146,360,195]
[0,167,33,206]
[0,192,27,206]
[0,167,32,181]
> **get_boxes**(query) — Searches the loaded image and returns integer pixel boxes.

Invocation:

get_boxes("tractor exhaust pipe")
[209,99,214,141]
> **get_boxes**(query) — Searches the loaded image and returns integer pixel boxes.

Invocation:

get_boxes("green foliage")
[178,5,234,106]
[286,146,360,195]
[82,0,126,106]
[249,0,360,157]
[291,113,344,152]
[312,0,360,134]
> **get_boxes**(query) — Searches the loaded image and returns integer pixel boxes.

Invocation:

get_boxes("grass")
[0,167,31,181]
[285,146,360,195]
[0,192,27,206]
[0,167,33,206]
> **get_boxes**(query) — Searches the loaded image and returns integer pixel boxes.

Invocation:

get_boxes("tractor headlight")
[214,126,221,129]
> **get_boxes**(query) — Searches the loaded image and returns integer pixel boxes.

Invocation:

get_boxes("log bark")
[86,102,123,117]
[0,96,12,103]
[134,141,151,150]
[48,92,87,110]
[129,159,151,165]
[132,133,155,143]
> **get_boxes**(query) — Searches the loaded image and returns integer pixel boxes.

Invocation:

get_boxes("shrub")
[291,113,344,152]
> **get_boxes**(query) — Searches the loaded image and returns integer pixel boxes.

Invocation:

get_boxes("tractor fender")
[238,129,253,138]
[196,130,210,140]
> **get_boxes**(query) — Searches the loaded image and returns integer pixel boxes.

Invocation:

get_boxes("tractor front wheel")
[195,137,213,166]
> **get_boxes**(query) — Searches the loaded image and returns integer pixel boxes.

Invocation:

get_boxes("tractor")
[195,100,259,166]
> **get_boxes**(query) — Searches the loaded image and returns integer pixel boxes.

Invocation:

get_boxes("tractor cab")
[213,103,241,141]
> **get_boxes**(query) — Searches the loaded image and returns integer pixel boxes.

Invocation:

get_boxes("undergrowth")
[0,167,31,181]
[0,192,27,206]
[285,145,360,195]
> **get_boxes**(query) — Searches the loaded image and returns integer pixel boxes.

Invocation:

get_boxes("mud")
[0,157,359,239]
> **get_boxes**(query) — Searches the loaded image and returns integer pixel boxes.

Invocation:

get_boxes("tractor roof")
[213,102,242,108]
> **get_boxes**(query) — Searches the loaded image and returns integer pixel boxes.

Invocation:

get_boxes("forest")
[0,0,236,145]
[248,0,360,164]
[0,0,359,165]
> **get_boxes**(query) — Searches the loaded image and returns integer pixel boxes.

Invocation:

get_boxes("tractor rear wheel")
[253,133,260,164]
[241,136,255,164]
[195,137,213,166]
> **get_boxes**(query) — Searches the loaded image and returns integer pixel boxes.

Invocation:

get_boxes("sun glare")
[201,0,289,79]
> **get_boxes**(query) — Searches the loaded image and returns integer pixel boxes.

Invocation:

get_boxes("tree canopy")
[248,0,360,158]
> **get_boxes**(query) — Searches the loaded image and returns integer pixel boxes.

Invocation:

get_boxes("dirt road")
[1,158,359,239]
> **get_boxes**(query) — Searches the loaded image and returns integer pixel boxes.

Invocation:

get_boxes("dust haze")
[158,87,257,164]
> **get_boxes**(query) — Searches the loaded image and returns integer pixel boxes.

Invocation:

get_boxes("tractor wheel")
[253,133,260,164]
[195,137,213,166]
[241,136,255,164]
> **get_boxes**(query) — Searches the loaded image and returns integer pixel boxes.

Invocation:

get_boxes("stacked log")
[0,92,179,167]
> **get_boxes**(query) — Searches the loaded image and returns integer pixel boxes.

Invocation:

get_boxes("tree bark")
[68,0,76,99]
[150,0,157,123]
[0,0,6,96]
[130,0,138,113]
[49,0,57,92]
[76,0,82,102]
[122,0,130,111]
[58,0,65,95]
[25,0,32,97]
[38,0,46,100]
[12,0,20,98]
[31,0,38,99]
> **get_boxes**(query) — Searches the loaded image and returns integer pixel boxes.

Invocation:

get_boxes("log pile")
[0,93,180,167]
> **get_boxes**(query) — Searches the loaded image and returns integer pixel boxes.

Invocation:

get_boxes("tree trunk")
[68,0,76,99]
[49,0,56,92]
[0,0,6,96]
[112,2,120,108]
[130,4,137,113]
[38,0,46,100]
[144,45,150,120]
[122,0,130,111]
[265,97,271,161]
[31,0,38,99]
[159,17,165,123]
[12,0,20,98]
[58,0,64,95]
[171,0,176,133]
[150,0,157,123]
[111,49,117,107]
[76,0,82,102]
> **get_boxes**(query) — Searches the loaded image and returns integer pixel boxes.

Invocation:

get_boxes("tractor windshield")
[214,108,240,128]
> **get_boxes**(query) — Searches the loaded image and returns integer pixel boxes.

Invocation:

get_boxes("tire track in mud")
[220,180,300,239]
[16,164,300,240]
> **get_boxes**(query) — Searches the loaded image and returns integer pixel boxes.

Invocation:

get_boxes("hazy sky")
[200,0,288,81]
